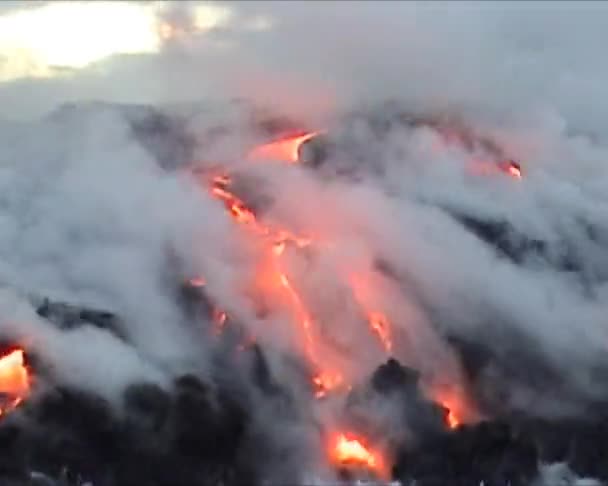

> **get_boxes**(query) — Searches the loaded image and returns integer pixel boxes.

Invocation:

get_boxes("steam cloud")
[1,1,608,483]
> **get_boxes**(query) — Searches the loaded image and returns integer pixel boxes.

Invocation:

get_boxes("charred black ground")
[0,281,606,485]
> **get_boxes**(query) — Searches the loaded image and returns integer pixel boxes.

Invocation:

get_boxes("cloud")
[0,1,50,15]
[0,0,604,141]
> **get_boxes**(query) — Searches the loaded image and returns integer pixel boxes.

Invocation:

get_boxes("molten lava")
[211,176,257,226]
[330,433,386,477]
[194,129,487,478]
[446,408,460,429]
[189,277,206,287]
[205,171,345,396]
[349,275,394,355]
[429,388,477,430]
[0,348,30,416]
[504,160,523,179]
[212,309,228,334]
[470,158,523,180]
[313,371,345,399]
[247,131,321,163]
[368,312,393,354]
[279,273,317,360]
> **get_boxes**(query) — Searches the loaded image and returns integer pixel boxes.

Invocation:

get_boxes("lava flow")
[368,312,392,354]
[205,171,344,397]
[247,131,321,163]
[330,433,387,478]
[500,160,523,179]
[196,129,479,477]
[203,170,405,398]
[0,348,30,416]
[349,275,394,354]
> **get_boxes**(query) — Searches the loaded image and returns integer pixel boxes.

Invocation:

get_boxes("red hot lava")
[500,160,523,179]
[191,127,511,475]
[329,432,388,479]
[247,131,322,163]
[0,348,30,417]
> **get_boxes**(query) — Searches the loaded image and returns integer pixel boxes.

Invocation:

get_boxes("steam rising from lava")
[1,95,608,482]
[0,348,30,415]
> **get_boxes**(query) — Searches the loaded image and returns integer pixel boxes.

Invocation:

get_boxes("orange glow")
[247,131,321,163]
[349,275,393,354]
[330,433,386,476]
[192,129,487,477]
[189,277,206,287]
[506,162,522,179]
[272,241,286,256]
[471,159,523,180]
[212,309,227,335]
[429,388,476,430]
[0,348,30,417]
[313,371,345,399]
[446,408,460,429]
[212,184,257,225]
[368,312,393,353]
[206,170,342,397]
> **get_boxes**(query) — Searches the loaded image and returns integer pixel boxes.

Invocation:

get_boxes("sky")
[0,0,607,136]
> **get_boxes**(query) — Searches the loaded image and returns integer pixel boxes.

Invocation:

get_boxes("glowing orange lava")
[469,158,523,180]
[211,178,257,225]
[348,275,394,354]
[189,277,206,287]
[313,371,345,399]
[279,273,316,358]
[212,309,228,335]
[368,312,393,354]
[506,162,522,179]
[205,170,344,396]
[0,348,30,416]
[429,388,476,430]
[446,408,460,429]
[330,433,386,476]
[192,128,489,478]
[247,131,321,163]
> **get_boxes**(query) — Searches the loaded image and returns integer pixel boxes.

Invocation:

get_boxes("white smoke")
[1,1,608,481]
[0,102,260,400]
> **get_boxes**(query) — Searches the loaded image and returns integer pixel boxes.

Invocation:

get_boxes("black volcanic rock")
[450,214,550,266]
[445,330,608,419]
[446,211,608,294]
[369,358,448,438]
[0,371,254,486]
[123,382,171,434]
[126,108,196,171]
[370,357,421,394]
[343,359,447,450]
[393,420,538,486]
[298,134,335,168]
[36,298,126,341]
[168,374,249,480]
[176,281,217,323]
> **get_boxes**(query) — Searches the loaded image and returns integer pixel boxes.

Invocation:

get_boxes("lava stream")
[247,131,321,163]
[348,274,394,354]
[330,433,387,478]
[197,133,479,477]
[207,172,344,396]
[367,312,393,354]
[0,348,30,417]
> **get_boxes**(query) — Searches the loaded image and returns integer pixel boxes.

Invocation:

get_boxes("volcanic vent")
[1,101,608,486]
